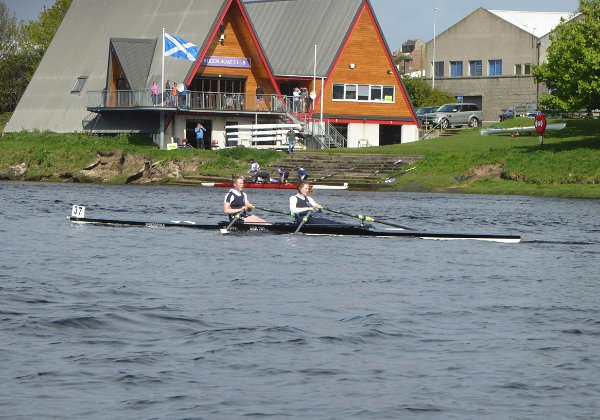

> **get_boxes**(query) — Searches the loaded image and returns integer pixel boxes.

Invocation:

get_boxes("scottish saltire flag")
[164,33,198,61]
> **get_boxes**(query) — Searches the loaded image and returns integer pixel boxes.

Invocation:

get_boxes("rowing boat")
[68,215,521,243]
[201,182,349,190]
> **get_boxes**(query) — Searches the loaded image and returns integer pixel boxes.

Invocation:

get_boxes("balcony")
[86,89,287,115]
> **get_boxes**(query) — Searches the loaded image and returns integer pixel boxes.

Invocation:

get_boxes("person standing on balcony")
[256,85,264,110]
[179,83,187,108]
[171,83,179,107]
[165,80,171,105]
[151,81,159,106]
[195,123,206,149]
[292,87,300,112]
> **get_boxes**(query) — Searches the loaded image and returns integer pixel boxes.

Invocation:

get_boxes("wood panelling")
[195,1,273,96]
[319,5,413,120]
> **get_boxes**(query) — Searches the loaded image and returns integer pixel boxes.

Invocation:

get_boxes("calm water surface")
[1,182,599,419]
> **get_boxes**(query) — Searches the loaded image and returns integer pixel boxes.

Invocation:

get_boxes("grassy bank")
[1,117,599,197]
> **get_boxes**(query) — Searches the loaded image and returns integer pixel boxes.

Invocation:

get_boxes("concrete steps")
[267,153,422,184]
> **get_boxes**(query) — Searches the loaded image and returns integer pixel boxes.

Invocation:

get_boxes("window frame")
[450,61,463,77]
[433,61,444,78]
[71,76,88,94]
[469,60,482,77]
[331,83,395,103]
[488,59,502,76]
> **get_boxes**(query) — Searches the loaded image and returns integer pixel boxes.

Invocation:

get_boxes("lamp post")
[432,7,438,89]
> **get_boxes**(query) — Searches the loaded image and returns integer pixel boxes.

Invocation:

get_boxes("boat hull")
[201,182,348,190]
[69,216,521,243]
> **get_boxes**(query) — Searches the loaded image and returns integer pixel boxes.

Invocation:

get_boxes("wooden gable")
[316,2,416,124]
[187,0,279,98]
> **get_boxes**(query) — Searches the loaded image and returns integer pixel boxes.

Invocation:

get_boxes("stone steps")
[267,153,421,183]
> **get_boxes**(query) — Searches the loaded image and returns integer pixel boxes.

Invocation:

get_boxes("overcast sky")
[5,0,580,51]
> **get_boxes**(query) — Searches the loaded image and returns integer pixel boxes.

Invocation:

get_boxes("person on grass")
[223,175,268,224]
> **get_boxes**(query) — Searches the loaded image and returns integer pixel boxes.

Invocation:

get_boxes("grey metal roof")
[6,0,227,133]
[244,0,363,77]
[111,38,157,91]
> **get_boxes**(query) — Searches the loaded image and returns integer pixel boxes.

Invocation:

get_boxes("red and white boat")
[200,182,349,190]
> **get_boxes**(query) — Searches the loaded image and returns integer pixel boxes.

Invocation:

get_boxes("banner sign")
[202,56,251,68]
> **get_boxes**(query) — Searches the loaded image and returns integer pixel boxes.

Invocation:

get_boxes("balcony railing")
[86,89,288,113]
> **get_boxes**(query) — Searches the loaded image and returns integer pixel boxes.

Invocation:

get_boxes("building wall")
[424,8,544,120]
[433,77,547,122]
[195,1,274,97]
[320,5,413,121]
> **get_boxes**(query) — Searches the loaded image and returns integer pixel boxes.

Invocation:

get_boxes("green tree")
[0,0,72,112]
[0,1,18,111]
[0,2,17,51]
[401,76,455,108]
[533,0,600,113]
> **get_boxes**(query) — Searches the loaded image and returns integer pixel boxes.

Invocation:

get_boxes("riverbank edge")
[1,117,599,198]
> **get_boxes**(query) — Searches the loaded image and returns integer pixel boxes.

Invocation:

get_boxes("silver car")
[422,103,482,128]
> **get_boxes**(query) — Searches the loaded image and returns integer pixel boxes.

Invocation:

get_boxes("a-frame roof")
[7,0,229,132]
[111,38,157,91]
[244,0,363,77]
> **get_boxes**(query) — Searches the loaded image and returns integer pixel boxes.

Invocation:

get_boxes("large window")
[450,61,463,77]
[469,60,482,77]
[332,83,395,103]
[489,59,502,76]
[434,61,444,78]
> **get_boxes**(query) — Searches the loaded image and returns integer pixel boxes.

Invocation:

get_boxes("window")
[331,83,394,103]
[332,84,344,100]
[489,59,502,76]
[469,60,482,77]
[345,84,357,100]
[516,63,532,75]
[434,61,444,78]
[71,76,88,94]
[450,61,463,77]
[357,85,369,101]
[370,86,382,101]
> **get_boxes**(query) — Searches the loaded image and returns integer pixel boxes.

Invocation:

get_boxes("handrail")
[86,89,286,113]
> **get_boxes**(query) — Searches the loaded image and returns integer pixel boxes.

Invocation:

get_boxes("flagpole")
[161,28,165,105]
[160,28,165,149]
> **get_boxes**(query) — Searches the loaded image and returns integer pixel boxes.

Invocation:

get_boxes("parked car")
[421,103,482,128]
[499,105,538,121]
[415,106,440,126]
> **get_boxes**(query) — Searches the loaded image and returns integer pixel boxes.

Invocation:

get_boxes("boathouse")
[6,0,419,148]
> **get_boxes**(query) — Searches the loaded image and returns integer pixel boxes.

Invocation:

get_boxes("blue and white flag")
[164,33,198,61]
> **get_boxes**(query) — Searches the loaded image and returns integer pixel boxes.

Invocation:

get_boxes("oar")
[377,164,419,184]
[311,167,357,182]
[252,205,289,216]
[293,210,312,234]
[322,207,413,230]
[220,211,242,234]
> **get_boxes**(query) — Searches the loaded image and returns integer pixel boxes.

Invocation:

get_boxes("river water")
[1,181,599,419]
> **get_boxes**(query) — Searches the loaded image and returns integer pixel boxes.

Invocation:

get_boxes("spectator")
[297,166,309,180]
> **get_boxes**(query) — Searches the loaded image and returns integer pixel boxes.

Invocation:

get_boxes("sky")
[5,0,580,51]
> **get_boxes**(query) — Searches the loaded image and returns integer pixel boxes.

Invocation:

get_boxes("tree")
[0,0,72,112]
[0,1,17,52]
[533,0,600,113]
[401,76,455,108]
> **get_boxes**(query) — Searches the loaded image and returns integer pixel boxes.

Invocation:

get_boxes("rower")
[224,175,269,224]
[289,180,337,225]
